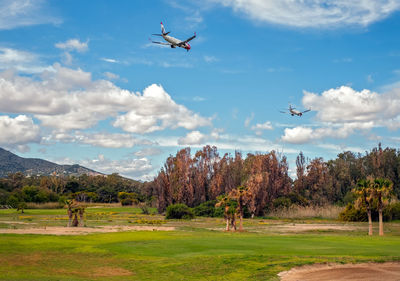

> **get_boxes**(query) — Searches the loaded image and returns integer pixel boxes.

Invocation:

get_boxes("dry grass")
[266,205,344,220]
[26,202,63,209]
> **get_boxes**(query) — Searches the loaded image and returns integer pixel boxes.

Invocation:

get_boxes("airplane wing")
[178,33,196,45]
[301,109,311,114]
[279,110,288,114]
[150,40,172,46]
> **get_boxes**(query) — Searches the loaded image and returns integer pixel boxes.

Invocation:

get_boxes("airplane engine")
[171,45,176,48]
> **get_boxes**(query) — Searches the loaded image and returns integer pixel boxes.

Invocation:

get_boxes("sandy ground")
[278,262,400,281]
[0,225,175,235]
[274,223,360,232]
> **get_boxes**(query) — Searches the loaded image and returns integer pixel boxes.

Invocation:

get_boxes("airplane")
[280,104,311,116]
[150,22,196,51]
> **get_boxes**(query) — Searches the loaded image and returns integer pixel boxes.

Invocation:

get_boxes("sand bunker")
[279,262,400,281]
[274,223,360,232]
[0,225,175,235]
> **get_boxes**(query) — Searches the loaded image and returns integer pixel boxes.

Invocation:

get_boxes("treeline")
[0,173,152,207]
[1,144,399,215]
[154,144,400,216]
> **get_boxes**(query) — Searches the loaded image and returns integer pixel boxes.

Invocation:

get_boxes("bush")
[384,202,400,221]
[339,202,400,222]
[193,200,219,217]
[121,198,134,206]
[165,203,195,219]
[6,195,20,208]
[273,197,292,210]
[339,204,367,222]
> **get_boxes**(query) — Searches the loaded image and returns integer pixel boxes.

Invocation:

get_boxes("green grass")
[1,231,400,280]
[0,208,400,280]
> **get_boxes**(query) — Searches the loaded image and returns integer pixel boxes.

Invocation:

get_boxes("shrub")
[339,204,367,222]
[273,197,292,210]
[139,202,150,214]
[165,203,195,219]
[339,202,400,222]
[384,202,400,221]
[121,198,134,206]
[193,200,219,217]
[6,195,19,208]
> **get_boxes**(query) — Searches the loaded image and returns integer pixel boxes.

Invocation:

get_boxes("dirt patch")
[279,262,400,281]
[55,266,133,278]
[274,223,360,232]
[0,225,175,235]
[0,220,36,225]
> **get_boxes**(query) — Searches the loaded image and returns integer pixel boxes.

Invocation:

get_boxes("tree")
[372,178,394,236]
[229,186,251,231]
[65,199,74,227]
[353,179,374,236]
[17,202,27,214]
[215,195,233,231]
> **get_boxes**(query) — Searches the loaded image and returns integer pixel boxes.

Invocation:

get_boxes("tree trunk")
[68,210,72,227]
[239,213,243,231]
[72,213,79,227]
[379,209,384,236]
[79,213,84,227]
[225,218,229,231]
[367,210,373,236]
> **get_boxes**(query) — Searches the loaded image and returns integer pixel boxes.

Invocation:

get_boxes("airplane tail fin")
[161,22,166,35]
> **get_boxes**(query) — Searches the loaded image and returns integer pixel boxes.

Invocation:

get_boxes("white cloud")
[302,86,399,123]
[0,47,53,73]
[280,85,400,144]
[46,132,153,148]
[244,112,254,127]
[114,84,211,133]
[79,154,154,180]
[0,115,41,149]
[0,0,61,30]
[212,0,400,28]
[178,130,206,145]
[281,126,314,144]
[154,132,298,154]
[251,121,273,135]
[281,122,375,144]
[134,147,163,157]
[55,39,88,53]
[0,65,211,133]
[204,55,218,63]
[101,58,119,63]
[104,72,119,80]
[193,96,206,102]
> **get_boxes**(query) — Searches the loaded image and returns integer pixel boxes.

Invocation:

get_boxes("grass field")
[0,206,399,280]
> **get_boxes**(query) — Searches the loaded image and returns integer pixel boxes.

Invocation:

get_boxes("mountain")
[0,147,103,178]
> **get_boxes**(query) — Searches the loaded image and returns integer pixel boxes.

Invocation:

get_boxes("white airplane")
[150,22,196,51]
[280,104,311,116]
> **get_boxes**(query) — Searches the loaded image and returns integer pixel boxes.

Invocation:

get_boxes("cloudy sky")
[2,0,400,180]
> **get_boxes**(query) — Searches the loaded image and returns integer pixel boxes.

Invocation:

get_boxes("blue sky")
[1,0,400,180]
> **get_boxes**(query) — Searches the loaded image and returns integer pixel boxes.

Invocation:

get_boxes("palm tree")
[372,178,393,236]
[229,186,252,231]
[65,199,74,227]
[216,195,231,231]
[78,207,86,227]
[353,179,374,236]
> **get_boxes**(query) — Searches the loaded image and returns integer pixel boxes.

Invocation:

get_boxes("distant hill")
[0,147,103,178]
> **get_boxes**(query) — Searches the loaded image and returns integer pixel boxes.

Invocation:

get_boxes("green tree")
[353,179,374,235]
[372,178,394,236]
[215,195,234,231]
[229,186,251,231]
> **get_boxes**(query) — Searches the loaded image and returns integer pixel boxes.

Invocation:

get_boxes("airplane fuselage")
[162,35,191,50]
[289,109,302,116]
